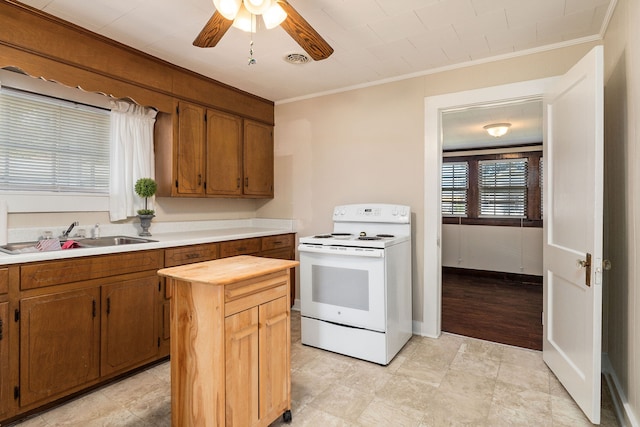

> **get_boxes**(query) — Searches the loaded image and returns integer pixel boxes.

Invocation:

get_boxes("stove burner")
[358,236,381,241]
[313,234,333,238]
[377,234,395,238]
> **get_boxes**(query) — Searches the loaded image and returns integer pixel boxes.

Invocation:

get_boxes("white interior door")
[543,45,604,424]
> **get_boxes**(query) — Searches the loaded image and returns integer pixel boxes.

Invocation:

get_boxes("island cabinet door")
[20,288,101,408]
[258,296,290,422]
[225,306,259,427]
[101,275,158,376]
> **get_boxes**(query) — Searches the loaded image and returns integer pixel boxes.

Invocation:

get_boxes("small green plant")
[134,178,158,216]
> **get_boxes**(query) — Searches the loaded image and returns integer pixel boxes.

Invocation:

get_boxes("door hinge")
[14,309,19,322]
[14,386,19,400]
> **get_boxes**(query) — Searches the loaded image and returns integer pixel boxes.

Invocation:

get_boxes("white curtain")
[109,100,157,221]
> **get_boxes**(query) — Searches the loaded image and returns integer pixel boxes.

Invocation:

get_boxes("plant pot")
[137,214,155,236]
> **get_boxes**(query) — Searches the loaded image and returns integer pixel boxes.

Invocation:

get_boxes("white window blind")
[0,87,110,194]
[442,161,468,216]
[478,158,527,217]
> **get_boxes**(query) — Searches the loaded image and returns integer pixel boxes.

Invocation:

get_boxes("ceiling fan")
[193,0,334,61]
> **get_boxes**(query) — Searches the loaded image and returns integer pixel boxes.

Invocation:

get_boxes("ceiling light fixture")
[483,123,512,138]
[213,0,287,32]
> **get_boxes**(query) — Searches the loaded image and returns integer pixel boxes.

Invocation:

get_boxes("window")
[0,87,110,194]
[478,158,527,217]
[442,149,542,227]
[441,162,468,216]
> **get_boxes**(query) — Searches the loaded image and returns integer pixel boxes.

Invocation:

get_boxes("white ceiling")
[442,98,543,150]
[17,0,615,103]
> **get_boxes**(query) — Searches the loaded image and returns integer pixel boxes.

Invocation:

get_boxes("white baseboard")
[602,353,639,427]
[292,298,300,311]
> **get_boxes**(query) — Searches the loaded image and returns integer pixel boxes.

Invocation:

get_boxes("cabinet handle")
[231,324,258,341]
[185,253,201,259]
[245,177,249,187]
[265,312,287,327]
[198,174,202,186]
[237,177,241,189]
[92,300,96,318]
[106,297,111,315]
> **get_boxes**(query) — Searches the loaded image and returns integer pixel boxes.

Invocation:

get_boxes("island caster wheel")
[283,409,292,423]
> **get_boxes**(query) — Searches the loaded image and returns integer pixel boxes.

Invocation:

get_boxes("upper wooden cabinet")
[157,101,274,198]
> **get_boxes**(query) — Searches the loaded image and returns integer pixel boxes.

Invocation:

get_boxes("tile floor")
[10,311,619,426]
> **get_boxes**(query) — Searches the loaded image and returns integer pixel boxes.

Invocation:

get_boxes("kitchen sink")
[0,235,156,254]
[78,236,157,247]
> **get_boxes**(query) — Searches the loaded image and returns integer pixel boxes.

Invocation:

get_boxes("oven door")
[298,244,386,332]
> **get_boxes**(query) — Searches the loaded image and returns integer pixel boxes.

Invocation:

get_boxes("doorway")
[439,99,544,350]
[421,77,557,339]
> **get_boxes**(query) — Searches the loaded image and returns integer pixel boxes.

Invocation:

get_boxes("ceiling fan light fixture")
[483,122,511,137]
[243,0,272,15]
[232,4,256,32]
[212,0,242,20]
[262,3,287,29]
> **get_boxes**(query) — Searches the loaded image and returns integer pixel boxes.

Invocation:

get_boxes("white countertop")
[0,218,295,266]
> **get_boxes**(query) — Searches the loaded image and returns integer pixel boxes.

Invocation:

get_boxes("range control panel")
[332,204,410,223]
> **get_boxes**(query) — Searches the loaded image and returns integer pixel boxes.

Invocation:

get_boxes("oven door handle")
[298,244,384,258]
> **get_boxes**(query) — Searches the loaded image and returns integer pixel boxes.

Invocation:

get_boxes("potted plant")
[134,177,158,236]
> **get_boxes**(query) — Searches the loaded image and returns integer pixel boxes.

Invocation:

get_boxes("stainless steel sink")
[78,236,157,247]
[0,235,156,254]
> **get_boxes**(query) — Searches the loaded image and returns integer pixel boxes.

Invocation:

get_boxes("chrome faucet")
[61,221,79,239]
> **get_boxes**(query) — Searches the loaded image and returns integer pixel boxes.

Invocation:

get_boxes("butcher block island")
[158,255,299,427]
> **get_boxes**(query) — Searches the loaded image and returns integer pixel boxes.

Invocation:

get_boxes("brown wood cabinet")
[159,256,297,427]
[0,301,11,419]
[101,274,159,376]
[157,101,274,199]
[19,287,101,408]
[243,120,274,198]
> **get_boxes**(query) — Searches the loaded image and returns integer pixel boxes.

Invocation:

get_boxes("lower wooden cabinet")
[101,275,158,376]
[0,301,12,419]
[20,288,101,407]
[225,297,290,426]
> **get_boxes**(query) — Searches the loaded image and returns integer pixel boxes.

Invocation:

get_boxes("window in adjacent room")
[441,161,469,217]
[478,158,527,217]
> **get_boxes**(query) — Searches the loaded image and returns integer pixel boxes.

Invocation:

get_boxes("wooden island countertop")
[157,254,298,286]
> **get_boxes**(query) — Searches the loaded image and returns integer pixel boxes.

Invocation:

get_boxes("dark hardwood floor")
[442,268,543,350]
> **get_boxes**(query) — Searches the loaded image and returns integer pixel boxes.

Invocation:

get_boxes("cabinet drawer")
[164,243,219,267]
[0,268,7,294]
[220,238,261,258]
[224,271,289,317]
[20,250,164,290]
[261,234,294,252]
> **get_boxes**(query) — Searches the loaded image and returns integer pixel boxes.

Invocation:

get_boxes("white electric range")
[298,203,412,365]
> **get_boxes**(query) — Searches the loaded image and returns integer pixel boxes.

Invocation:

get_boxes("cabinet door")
[259,296,290,421]
[101,275,158,376]
[0,302,11,418]
[176,102,206,195]
[20,288,100,407]
[206,110,243,196]
[243,120,274,198]
[225,306,259,427]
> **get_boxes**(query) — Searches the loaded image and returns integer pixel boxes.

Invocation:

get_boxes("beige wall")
[603,0,640,423]
[262,41,598,324]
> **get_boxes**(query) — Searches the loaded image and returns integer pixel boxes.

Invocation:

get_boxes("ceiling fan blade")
[193,11,233,48]
[276,0,334,61]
